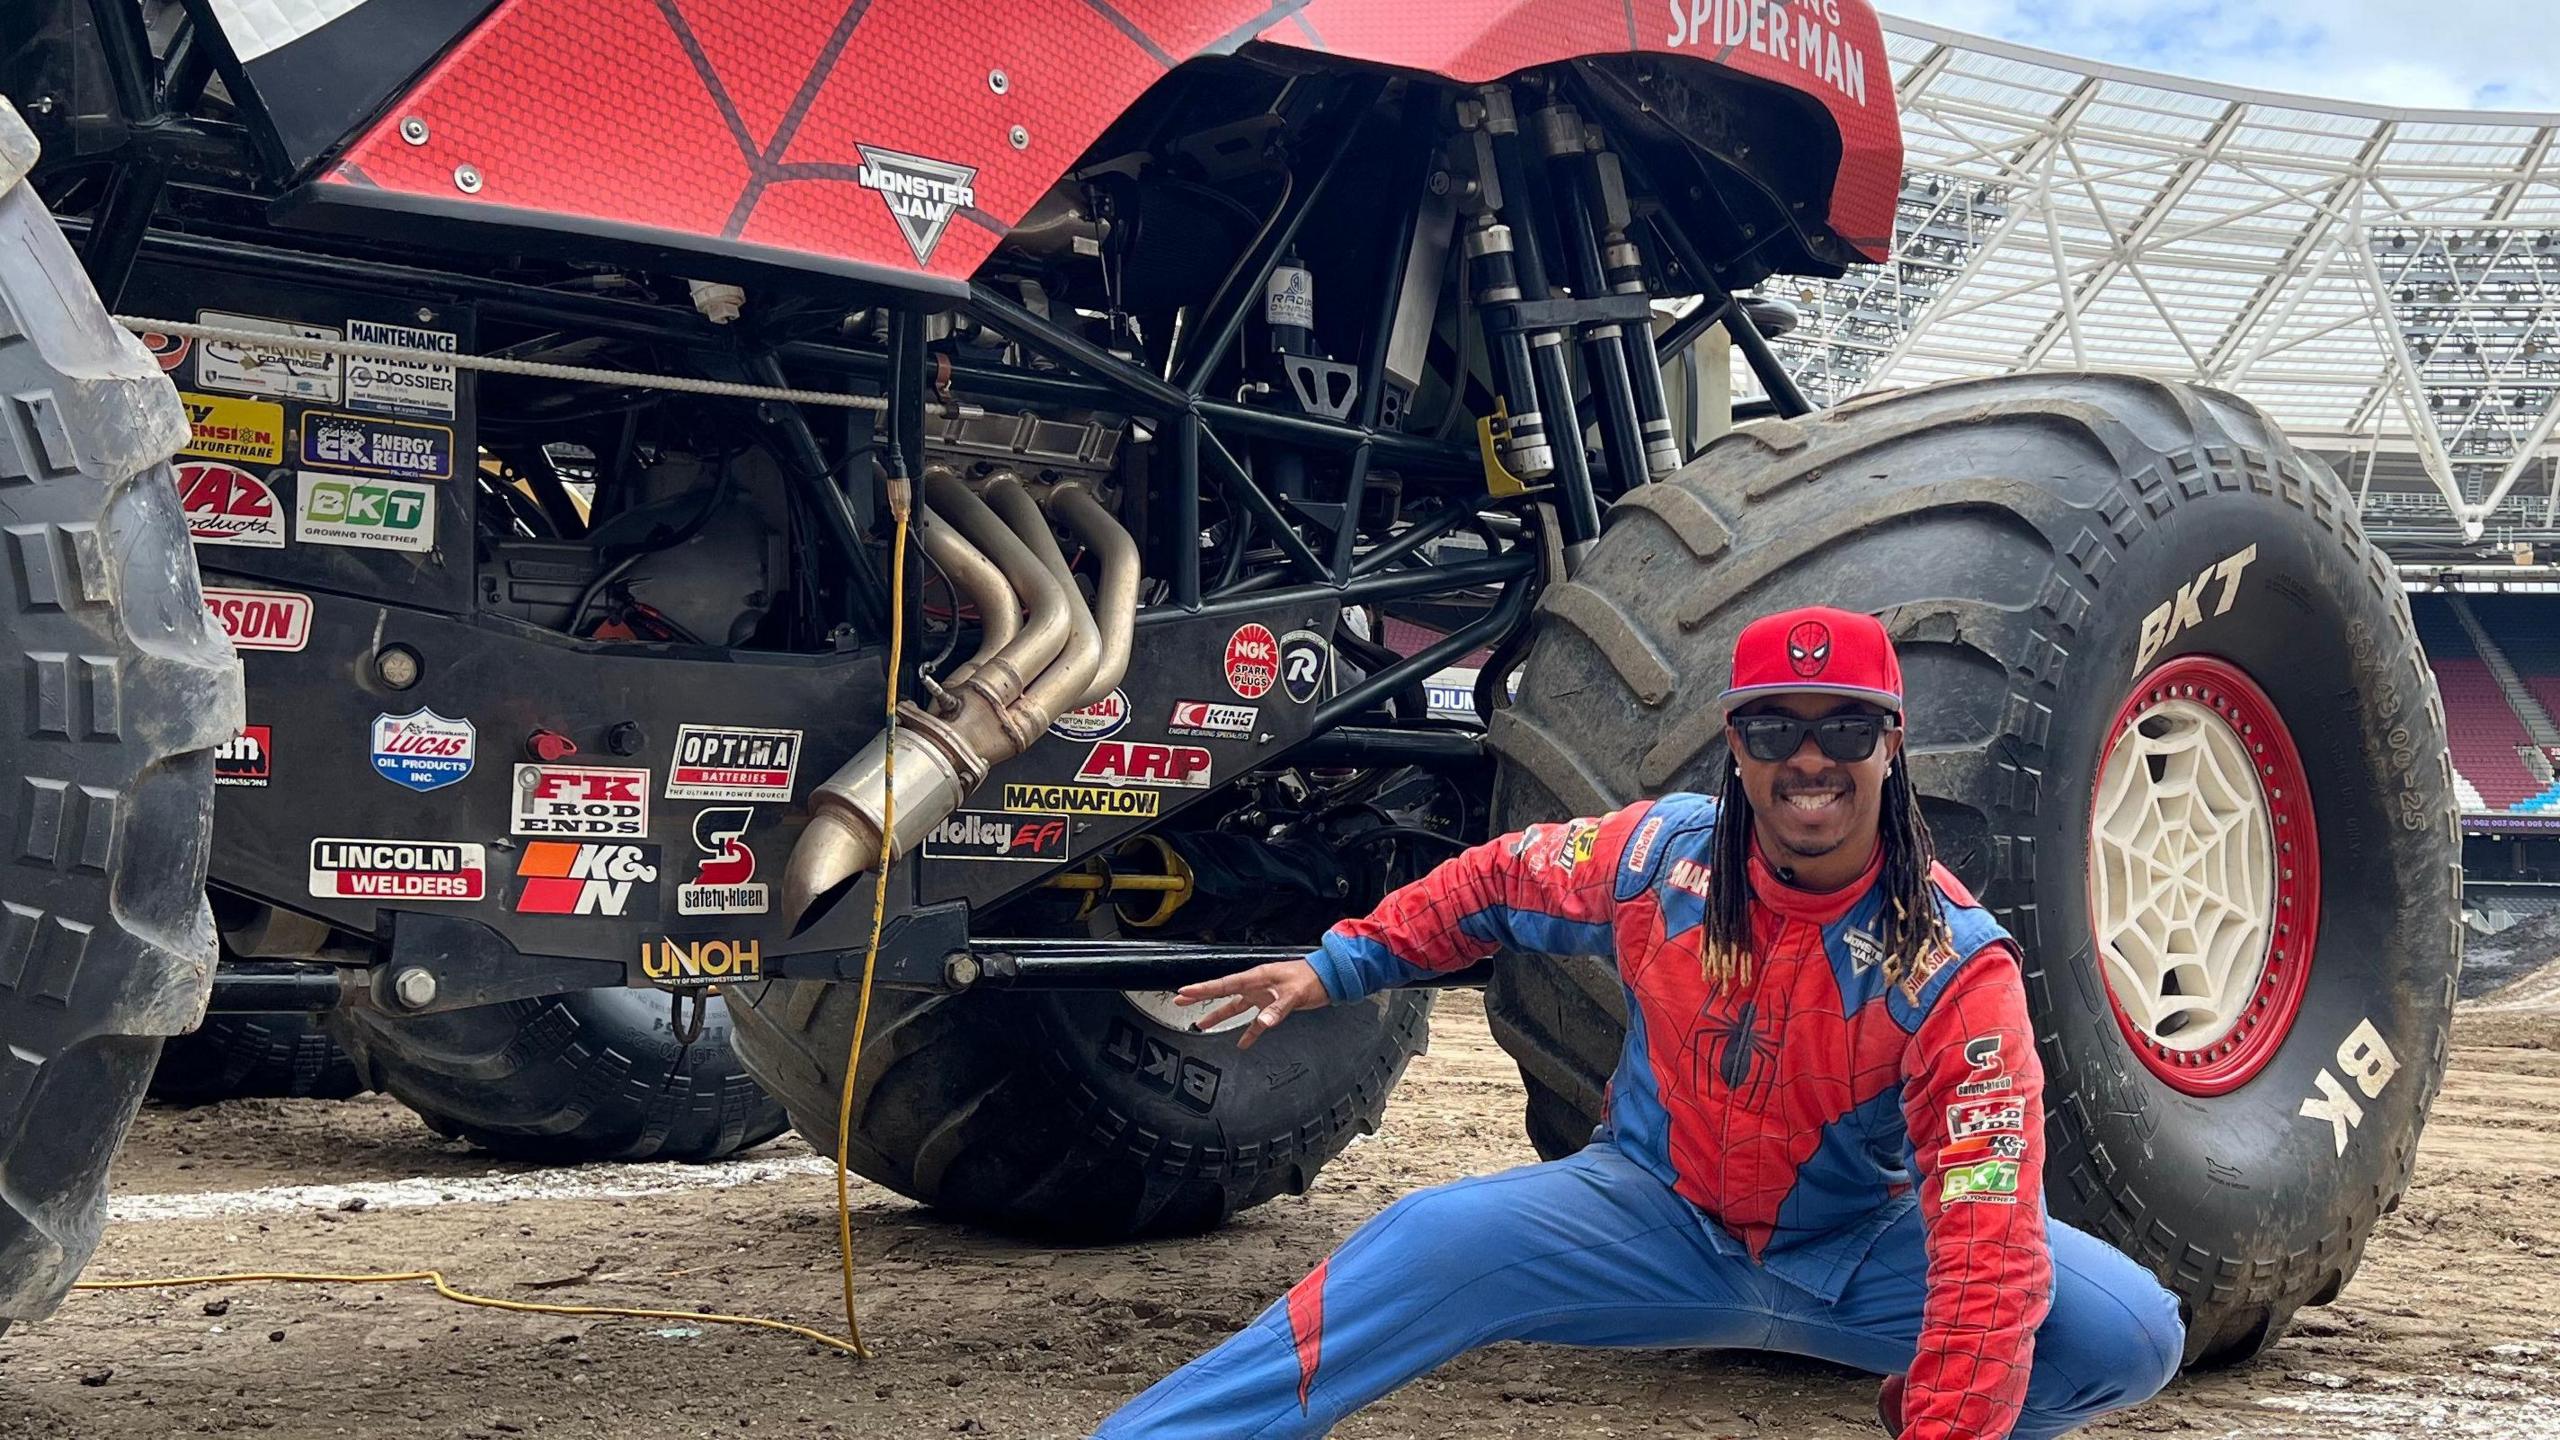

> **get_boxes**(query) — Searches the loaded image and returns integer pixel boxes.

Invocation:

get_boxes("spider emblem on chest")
[1692,996,1785,1108]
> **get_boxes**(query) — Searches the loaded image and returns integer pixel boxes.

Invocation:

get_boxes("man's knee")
[2023,1264,2184,1430]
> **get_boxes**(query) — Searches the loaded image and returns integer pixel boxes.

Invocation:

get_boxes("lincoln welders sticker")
[297,410,455,481]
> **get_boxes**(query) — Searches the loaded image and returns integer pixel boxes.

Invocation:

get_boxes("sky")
[1883,1,2560,111]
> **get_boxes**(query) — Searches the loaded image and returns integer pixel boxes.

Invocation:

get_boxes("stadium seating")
[2412,594,2546,812]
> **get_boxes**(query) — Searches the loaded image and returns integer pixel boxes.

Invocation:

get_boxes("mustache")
[1773,773,1851,797]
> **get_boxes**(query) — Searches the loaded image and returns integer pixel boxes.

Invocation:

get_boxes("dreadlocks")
[1698,752,1953,990]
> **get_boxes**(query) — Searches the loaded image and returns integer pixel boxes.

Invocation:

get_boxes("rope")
[113,316,889,411]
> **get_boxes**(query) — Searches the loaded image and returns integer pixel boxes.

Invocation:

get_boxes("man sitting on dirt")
[1092,606,2186,1440]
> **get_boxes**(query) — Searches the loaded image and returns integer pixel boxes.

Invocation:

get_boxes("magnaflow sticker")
[175,461,287,548]
[664,725,801,803]
[295,472,436,553]
[297,410,454,481]
[344,319,459,419]
[196,310,341,402]
[308,838,485,902]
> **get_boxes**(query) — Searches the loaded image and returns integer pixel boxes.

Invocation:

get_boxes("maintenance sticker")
[308,838,485,902]
[664,725,801,802]
[1001,782,1159,818]
[344,319,459,419]
[196,310,341,402]
[295,472,437,553]
[177,392,285,465]
[298,410,455,481]
[921,810,1071,863]
[176,461,287,548]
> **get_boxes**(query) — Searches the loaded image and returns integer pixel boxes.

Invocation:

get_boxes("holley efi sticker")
[920,810,1071,863]
[664,725,801,802]
[1075,740,1213,789]
[511,764,649,837]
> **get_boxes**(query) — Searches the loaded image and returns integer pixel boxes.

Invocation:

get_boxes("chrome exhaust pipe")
[1046,481,1137,704]
[915,501,1016,691]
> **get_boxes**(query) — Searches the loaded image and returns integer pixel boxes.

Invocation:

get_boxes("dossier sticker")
[175,461,287,548]
[344,319,459,419]
[297,410,455,481]
[196,311,341,402]
[664,725,801,802]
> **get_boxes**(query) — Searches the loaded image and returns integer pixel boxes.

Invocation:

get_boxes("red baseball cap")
[1716,606,1903,716]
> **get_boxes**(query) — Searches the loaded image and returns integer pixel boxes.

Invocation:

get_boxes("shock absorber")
[1461,218,1555,482]
[1535,99,1652,497]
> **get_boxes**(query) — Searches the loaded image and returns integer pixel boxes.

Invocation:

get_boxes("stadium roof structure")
[1749,17,2560,568]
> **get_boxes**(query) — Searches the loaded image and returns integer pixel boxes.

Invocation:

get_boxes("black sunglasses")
[1730,711,1897,764]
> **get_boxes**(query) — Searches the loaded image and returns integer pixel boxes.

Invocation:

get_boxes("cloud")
[1884,1,2560,111]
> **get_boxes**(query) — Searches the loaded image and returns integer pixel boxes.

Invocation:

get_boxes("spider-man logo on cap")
[1719,606,1903,716]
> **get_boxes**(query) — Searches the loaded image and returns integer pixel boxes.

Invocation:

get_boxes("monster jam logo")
[856,145,978,264]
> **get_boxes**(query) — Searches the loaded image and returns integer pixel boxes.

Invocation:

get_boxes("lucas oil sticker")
[678,807,767,916]
[196,311,341,402]
[297,410,455,481]
[371,709,474,792]
[307,838,485,901]
[177,392,284,465]
[344,319,459,419]
[921,810,1070,863]
[295,473,437,553]
[175,461,286,548]
[511,764,649,837]
[664,725,801,802]
[513,842,658,917]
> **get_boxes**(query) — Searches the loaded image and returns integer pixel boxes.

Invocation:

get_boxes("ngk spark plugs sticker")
[177,393,285,465]
[297,410,455,481]
[664,725,801,802]
[854,144,978,264]
[197,311,341,402]
[511,764,649,837]
[513,842,659,917]
[640,935,762,989]
[370,709,475,792]
[1280,629,1332,704]
[344,319,459,419]
[1001,782,1158,818]
[204,587,313,652]
[295,473,437,553]
[141,329,189,373]
[1224,623,1279,699]
[1166,700,1256,739]
[921,810,1071,863]
[1048,688,1130,741]
[308,838,485,902]
[678,807,768,916]
[1074,740,1213,789]
[175,462,286,548]
[215,725,271,788]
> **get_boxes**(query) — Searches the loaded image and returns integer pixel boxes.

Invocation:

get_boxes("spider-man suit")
[1093,795,2183,1439]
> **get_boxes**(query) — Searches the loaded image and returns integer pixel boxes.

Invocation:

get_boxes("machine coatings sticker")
[920,810,1070,863]
[1074,740,1212,789]
[1224,623,1279,699]
[297,410,455,481]
[215,725,271,788]
[371,709,475,792]
[177,392,285,465]
[514,842,658,917]
[344,319,459,419]
[664,725,801,802]
[678,807,768,916]
[196,310,341,402]
[1279,629,1331,704]
[1165,700,1255,739]
[511,764,649,837]
[308,838,485,902]
[1048,688,1130,741]
[295,472,437,553]
[1001,782,1159,818]
[640,936,761,989]
[203,587,312,652]
[176,461,287,548]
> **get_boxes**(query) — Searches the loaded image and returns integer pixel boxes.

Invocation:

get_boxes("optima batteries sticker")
[308,838,485,901]
[297,410,454,481]
[664,725,801,802]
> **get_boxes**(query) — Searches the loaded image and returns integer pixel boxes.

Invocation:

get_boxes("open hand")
[1175,959,1331,1049]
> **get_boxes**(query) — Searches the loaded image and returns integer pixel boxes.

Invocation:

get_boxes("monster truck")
[2,0,2457,1368]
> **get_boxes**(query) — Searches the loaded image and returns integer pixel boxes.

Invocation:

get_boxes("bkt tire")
[727,981,1430,1240]
[150,1005,365,1104]
[1484,373,2459,1368]
[0,101,241,1324]
[329,990,787,1163]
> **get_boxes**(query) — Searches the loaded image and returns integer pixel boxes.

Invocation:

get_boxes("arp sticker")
[1048,688,1130,741]
[1944,1097,2026,1142]
[297,410,455,481]
[1074,740,1213,789]
[177,393,285,465]
[344,319,459,419]
[678,807,768,916]
[1166,700,1256,739]
[514,842,659,917]
[307,838,485,902]
[1939,1159,2020,1206]
[203,587,312,652]
[196,311,341,402]
[175,461,287,548]
[215,725,271,788]
[1224,623,1280,699]
[1000,782,1159,818]
[921,810,1071,863]
[664,725,801,802]
[1279,629,1331,704]
[295,472,437,553]
[511,764,649,837]
[639,935,762,989]
[370,708,474,792]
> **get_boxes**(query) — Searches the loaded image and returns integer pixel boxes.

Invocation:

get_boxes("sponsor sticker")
[1897,942,1957,1005]
[204,586,312,652]
[1561,819,1599,871]
[1074,740,1213,789]
[370,708,475,792]
[511,764,649,837]
[854,144,979,264]
[1224,623,1279,699]
[678,807,768,916]
[1942,1132,2028,1167]
[141,329,189,373]
[1666,857,1712,898]
[664,725,801,802]
[177,393,285,465]
[295,472,437,553]
[197,311,341,402]
[921,810,1071,863]
[1279,629,1331,704]
[1843,925,1884,975]
[1956,1034,2012,1096]
[1939,1159,2021,1206]
[1624,815,1666,876]
[1165,700,1256,739]
[308,838,485,902]
[1945,1097,2026,1143]
[1048,688,1130,741]
[1001,782,1159,818]
[639,935,762,989]
[297,410,455,481]
[344,319,459,419]
[215,724,271,788]
[175,461,287,548]
[513,841,658,917]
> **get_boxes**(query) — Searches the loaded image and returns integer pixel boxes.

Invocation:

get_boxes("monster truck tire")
[328,990,786,1162]
[150,1004,365,1105]
[727,980,1431,1240]
[0,102,242,1325]
[1483,373,2460,1368]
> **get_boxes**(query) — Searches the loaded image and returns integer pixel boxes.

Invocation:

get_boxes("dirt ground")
[6,987,2559,1440]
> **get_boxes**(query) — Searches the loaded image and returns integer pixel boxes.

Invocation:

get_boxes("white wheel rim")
[2089,696,2277,1052]
[1120,989,1255,1034]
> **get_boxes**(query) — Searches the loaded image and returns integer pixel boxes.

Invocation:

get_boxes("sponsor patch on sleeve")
[1939,1158,2021,1206]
